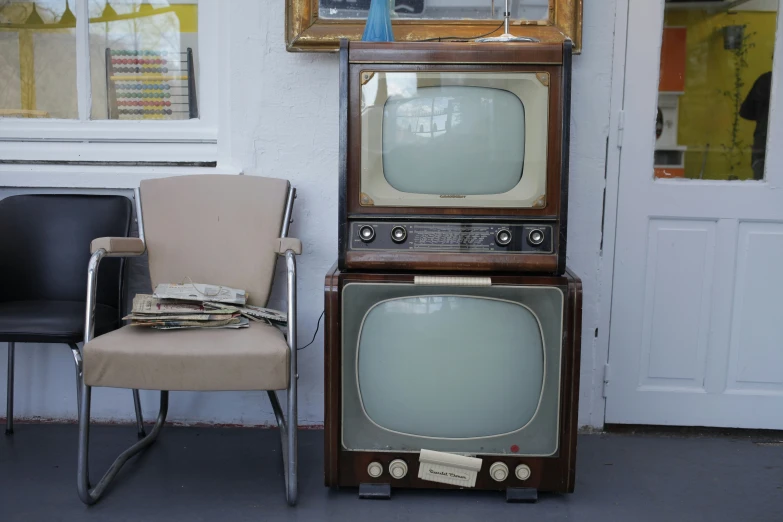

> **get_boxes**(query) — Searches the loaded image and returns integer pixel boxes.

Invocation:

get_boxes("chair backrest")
[140,175,291,307]
[0,195,132,308]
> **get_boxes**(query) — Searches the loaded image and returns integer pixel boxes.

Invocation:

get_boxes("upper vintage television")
[338,40,572,274]
[324,267,582,497]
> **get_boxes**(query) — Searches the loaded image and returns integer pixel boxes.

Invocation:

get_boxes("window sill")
[0,163,242,189]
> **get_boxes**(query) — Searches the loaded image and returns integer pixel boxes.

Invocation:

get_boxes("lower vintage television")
[338,41,573,274]
[324,264,582,497]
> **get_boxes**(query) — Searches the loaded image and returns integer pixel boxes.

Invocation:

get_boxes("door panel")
[726,222,783,392]
[640,219,715,389]
[606,0,783,428]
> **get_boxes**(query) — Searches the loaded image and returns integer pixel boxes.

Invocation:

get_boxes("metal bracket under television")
[337,39,573,275]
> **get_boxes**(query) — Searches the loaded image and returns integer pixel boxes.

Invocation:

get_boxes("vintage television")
[338,40,572,274]
[324,265,582,498]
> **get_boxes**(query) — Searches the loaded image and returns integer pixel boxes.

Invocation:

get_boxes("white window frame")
[0,0,230,168]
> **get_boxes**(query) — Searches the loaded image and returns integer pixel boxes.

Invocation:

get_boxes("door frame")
[596,0,783,427]
[589,0,628,428]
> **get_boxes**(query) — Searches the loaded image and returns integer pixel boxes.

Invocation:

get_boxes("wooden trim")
[286,0,583,53]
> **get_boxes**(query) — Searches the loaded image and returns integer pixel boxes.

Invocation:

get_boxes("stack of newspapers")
[125,283,287,330]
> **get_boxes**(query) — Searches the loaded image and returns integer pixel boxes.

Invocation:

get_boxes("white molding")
[592,0,630,428]
[0,120,217,141]
[0,163,242,189]
[0,142,218,164]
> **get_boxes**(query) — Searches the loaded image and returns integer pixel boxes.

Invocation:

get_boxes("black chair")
[0,195,138,434]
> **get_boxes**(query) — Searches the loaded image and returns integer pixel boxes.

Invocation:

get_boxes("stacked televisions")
[325,40,582,499]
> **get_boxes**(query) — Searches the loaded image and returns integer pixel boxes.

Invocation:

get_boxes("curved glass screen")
[382,86,525,195]
[357,295,544,439]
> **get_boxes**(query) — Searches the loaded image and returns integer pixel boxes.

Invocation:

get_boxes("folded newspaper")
[153,283,248,306]
[125,294,248,330]
[129,283,287,330]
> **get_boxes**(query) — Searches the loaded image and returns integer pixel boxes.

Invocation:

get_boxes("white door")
[605,0,783,428]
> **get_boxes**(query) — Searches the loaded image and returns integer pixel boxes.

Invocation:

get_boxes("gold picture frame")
[286,0,583,53]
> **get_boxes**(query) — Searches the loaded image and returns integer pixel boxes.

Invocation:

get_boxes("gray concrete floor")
[1,424,782,522]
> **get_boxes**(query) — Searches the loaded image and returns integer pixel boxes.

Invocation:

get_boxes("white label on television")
[418,449,482,488]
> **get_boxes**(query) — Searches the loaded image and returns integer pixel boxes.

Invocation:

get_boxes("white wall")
[0,0,618,428]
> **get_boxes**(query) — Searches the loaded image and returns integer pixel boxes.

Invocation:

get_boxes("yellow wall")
[664,10,776,180]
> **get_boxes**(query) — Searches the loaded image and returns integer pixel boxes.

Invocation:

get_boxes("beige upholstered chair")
[74,175,301,506]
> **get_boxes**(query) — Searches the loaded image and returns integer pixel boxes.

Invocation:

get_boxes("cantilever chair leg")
[5,342,14,435]
[77,380,169,505]
[268,388,298,506]
[265,248,299,506]
[132,390,146,438]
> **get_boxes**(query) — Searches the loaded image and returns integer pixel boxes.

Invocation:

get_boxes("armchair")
[75,175,300,506]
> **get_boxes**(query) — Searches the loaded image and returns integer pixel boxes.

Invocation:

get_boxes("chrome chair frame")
[75,186,299,505]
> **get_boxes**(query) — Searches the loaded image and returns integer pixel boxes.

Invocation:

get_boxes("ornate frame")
[286,0,583,53]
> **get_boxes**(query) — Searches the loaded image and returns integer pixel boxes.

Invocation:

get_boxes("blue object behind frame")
[362,0,395,42]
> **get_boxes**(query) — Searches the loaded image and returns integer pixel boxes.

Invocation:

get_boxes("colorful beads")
[112,58,167,65]
[116,92,172,99]
[115,83,170,90]
[117,100,173,106]
[110,50,168,56]
[118,109,175,115]
[113,67,169,73]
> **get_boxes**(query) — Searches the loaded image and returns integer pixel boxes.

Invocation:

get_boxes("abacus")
[105,47,198,120]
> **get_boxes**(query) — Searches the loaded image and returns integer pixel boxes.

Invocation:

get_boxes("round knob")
[489,462,509,482]
[359,225,375,243]
[495,228,512,246]
[390,226,407,244]
[515,464,531,481]
[367,461,383,478]
[527,228,545,246]
[388,459,408,479]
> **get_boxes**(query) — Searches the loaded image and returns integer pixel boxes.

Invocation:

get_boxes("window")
[654,1,778,181]
[0,0,224,165]
[286,0,583,52]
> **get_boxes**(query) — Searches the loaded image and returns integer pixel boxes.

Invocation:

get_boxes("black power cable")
[297,310,324,351]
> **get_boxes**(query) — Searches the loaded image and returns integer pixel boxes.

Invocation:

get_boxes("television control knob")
[367,461,383,478]
[527,228,545,246]
[359,225,375,243]
[489,462,509,482]
[515,464,531,481]
[495,228,512,246]
[388,459,408,479]
[390,226,407,243]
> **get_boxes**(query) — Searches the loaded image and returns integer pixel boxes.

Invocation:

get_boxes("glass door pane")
[89,0,199,120]
[655,2,778,181]
[0,1,78,119]
[319,0,550,21]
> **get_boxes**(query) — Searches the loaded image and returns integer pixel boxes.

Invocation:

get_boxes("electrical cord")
[297,310,324,351]
[416,21,505,42]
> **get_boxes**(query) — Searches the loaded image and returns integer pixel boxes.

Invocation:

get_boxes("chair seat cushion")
[0,301,119,344]
[83,322,290,391]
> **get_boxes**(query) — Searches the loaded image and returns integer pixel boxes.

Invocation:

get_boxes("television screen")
[360,71,549,208]
[382,87,526,196]
[342,283,563,456]
[358,296,543,438]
